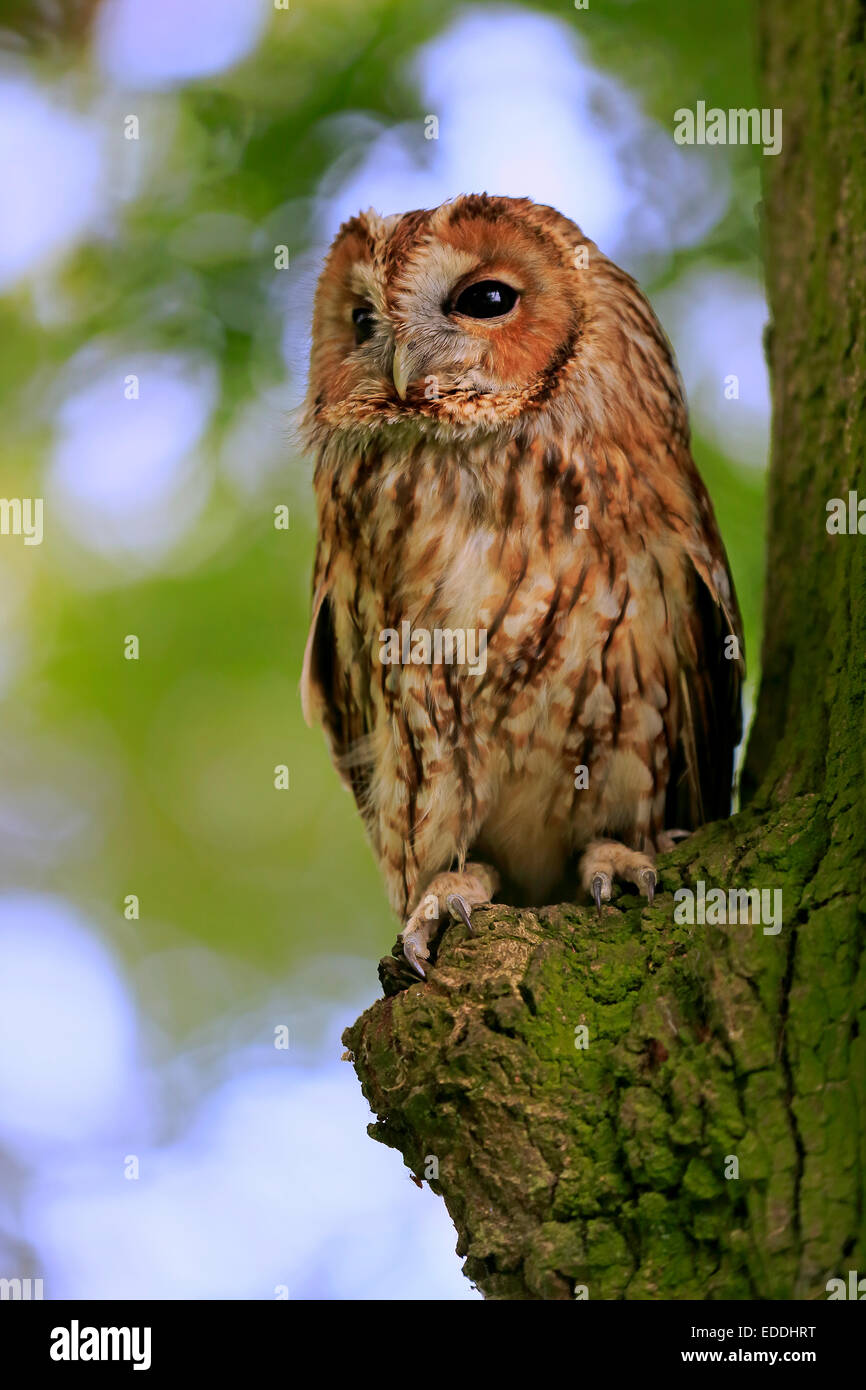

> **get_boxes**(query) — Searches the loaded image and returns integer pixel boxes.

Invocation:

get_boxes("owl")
[301,194,743,976]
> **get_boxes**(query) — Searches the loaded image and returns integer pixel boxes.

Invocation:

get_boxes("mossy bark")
[343,0,866,1299]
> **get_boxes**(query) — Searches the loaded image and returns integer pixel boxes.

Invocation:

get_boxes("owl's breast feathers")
[302,427,742,911]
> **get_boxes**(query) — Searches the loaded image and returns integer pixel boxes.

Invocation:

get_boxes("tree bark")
[343,0,866,1299]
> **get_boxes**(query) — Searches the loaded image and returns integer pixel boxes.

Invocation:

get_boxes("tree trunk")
[343,0,866,1300]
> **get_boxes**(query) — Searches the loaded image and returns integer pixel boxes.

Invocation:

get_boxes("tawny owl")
[301,194,743,976]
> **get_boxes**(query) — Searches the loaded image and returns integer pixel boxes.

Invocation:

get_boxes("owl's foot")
[401,862,500,979]
[579,839,656,915]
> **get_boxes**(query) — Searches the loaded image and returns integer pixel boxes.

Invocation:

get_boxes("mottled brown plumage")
[301,195,743,974]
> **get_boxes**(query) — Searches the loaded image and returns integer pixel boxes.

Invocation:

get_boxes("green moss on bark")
[344,798,864,1298]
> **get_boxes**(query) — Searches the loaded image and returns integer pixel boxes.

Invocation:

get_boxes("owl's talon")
[591,873,611,915]
[581,840,657,913]
[401,863,499,978]
[446,893,475,933]
[401,935,428,979]
[639,868,656,905]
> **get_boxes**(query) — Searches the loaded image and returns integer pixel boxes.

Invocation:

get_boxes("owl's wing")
[668,541,744,830]
[301,579,377,834]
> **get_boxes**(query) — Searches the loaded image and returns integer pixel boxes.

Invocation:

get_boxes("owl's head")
[304,194,605,443]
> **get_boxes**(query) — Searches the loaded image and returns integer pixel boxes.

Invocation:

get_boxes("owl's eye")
[352,305,376,345]
[451,280,519,319]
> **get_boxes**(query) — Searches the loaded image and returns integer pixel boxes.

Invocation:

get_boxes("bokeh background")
[0,0,767,1299]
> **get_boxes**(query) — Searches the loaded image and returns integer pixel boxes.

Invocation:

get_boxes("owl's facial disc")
[385,252,538,401]
[390,276,521,398]
[381,209,582,407]
[305,198,584,436]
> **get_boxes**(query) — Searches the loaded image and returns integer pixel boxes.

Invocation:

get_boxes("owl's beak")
[392,343,412,400]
